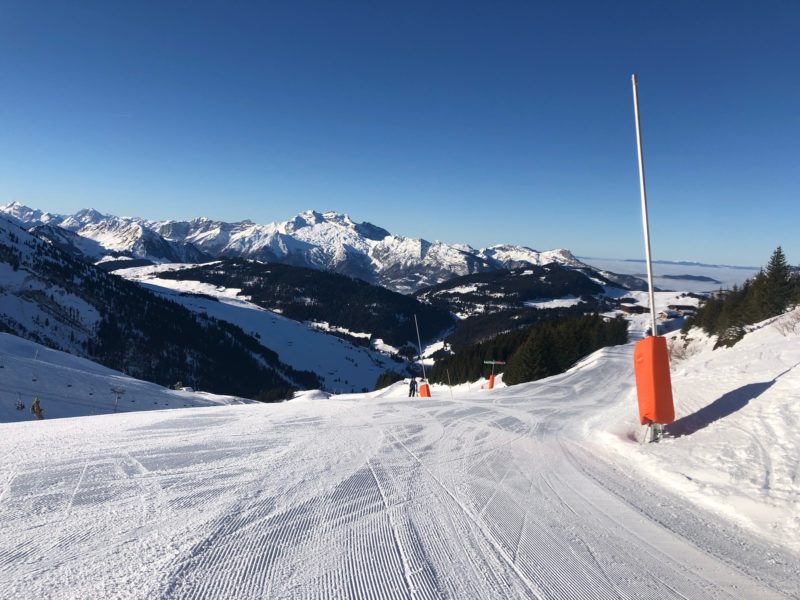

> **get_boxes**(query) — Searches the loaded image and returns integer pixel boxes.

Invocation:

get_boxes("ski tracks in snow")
[0,384,798,599]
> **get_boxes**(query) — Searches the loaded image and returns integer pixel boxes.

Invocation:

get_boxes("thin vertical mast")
[414,314,426,379]
[632,74,659,337]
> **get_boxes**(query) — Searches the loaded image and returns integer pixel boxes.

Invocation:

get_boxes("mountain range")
[0,202,643,293]
[0,214,339,398]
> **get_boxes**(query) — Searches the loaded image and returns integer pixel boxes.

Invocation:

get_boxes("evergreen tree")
[432,313,628,386]
[374,370,404,390]
[685,247,798,348]
[764,246,792,316]
[503,329,555,385]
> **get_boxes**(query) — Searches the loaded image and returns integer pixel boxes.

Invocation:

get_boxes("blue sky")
[1,1,797,266]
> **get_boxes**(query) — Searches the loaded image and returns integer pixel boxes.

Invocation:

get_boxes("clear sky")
[1,1,797,267]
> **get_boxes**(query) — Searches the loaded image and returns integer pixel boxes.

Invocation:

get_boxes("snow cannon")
[633,336,674,425]
[418,380,431,397]
[483,360,505,390]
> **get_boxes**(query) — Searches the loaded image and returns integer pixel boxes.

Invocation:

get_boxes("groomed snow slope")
[0,333,248,423]
[1,316,798,598]
[600,309,800,555]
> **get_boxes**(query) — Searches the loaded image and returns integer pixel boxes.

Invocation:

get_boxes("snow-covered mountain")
[1,202,210,264]
[0,214,394,398]
[1,202,638,292]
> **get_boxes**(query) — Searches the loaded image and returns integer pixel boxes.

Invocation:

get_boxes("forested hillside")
[0,217,319,400]
[429,314,628,385]
[413,264,618,350]
[682,247,800,347]
[157,259,455,346]
[416,264,606,316]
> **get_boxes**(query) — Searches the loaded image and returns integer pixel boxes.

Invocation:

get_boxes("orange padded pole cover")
[418,382,431,397]
[633,336,675,425]
[488,374,495,389]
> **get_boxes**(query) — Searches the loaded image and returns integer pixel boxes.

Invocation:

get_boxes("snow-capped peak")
[1,202,593,292]
[287,210,325,230]
[60,208,108,230]
[0,201,61,226]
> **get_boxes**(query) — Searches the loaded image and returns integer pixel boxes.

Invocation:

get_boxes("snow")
[421,340,444,358]
[597,309,800,553]
[96,254,135,264]
[116,265,396,392]
[0,261,101,354]
[0,332,248,423]
[603,287,701,339]
[371,338,399,354]
[524,295,584,309]
[2,203,604,293]
[307,321,372,339]
[481,246,584,269]
[1,312,799,598]
[441,284,482,294]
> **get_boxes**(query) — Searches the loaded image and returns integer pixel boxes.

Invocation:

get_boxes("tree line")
[2,221,321,401]
[428,313,628,386]
[683,246,800,347]
[159,259,455,346]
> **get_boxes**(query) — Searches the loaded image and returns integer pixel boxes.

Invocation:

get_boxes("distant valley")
[1,202,733,406]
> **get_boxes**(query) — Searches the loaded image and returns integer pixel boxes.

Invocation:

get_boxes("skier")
[408,378,417,397]
[31,396,43,420]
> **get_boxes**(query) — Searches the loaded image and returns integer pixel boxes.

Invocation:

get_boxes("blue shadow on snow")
[665,380,774,438]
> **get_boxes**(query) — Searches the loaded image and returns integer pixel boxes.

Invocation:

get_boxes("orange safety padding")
[633,336,675,425]
[488,374,495,389]
[418,382,431,397]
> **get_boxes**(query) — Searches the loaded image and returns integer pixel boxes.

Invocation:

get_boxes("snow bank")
[596,309,800,552]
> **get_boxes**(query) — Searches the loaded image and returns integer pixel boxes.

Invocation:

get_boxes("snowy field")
[1,311,799,598]
[0,333,247,423]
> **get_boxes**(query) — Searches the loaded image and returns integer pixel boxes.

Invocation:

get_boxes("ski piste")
[2,318,799,598]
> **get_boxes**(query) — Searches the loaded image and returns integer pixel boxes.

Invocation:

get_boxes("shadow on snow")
[666,381,774,438]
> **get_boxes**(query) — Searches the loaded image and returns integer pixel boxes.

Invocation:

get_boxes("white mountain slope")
[0,332,248,423]
[1,311,797,598]
[0,202,209,263]
[1,214,399,396]
[1,202,628,292]
[117,263,397,393]
[0,217,101,355]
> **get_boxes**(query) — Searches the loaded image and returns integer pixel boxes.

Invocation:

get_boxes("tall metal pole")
[632,74,659,337]
[414,314,427,379]
[446,369,454,401]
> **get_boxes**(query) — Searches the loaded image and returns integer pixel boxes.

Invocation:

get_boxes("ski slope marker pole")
[631,74,658,338]
[414,314,426,380]
[446,369,454,401]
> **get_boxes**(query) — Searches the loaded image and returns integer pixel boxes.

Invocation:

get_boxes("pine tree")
[743,270,768,323]
[764,246,792,317]
[503,329,557,385]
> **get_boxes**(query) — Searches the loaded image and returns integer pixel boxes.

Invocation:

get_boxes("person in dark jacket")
[408,378,418,397]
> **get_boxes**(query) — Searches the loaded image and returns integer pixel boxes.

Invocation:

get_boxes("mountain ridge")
[1,202,632,292]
